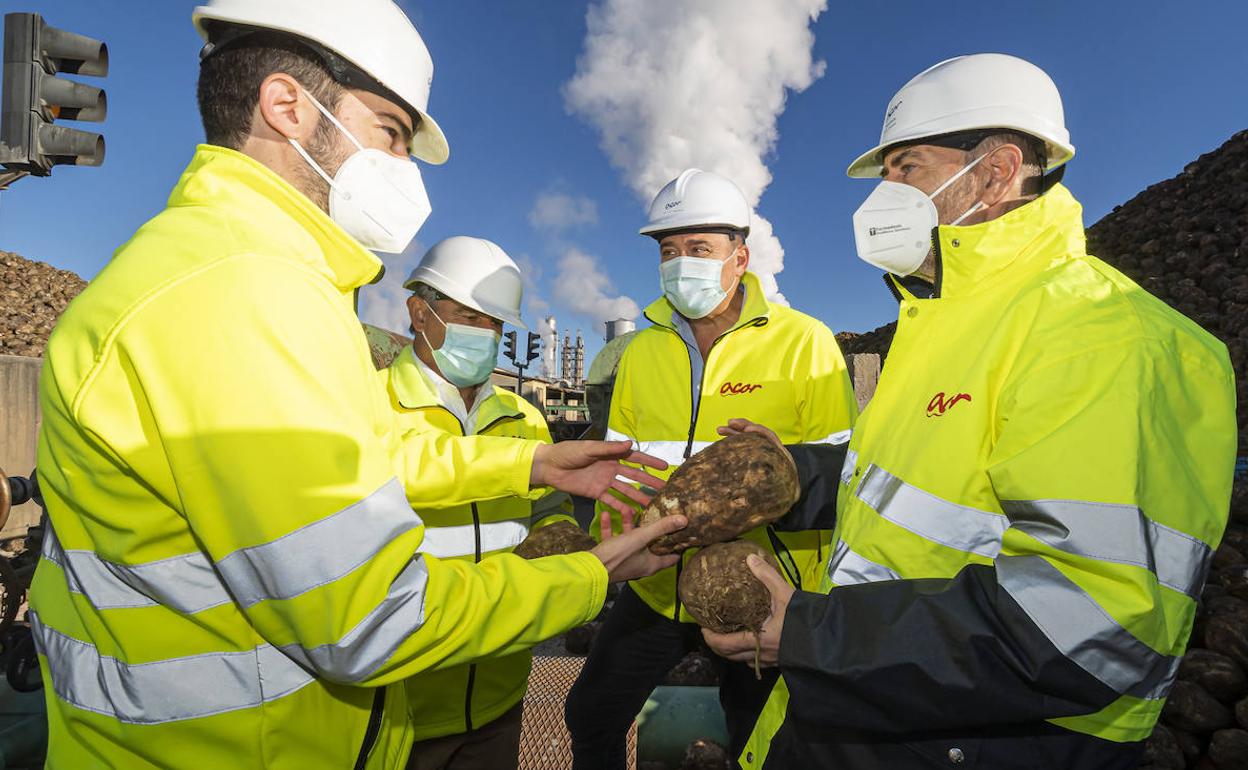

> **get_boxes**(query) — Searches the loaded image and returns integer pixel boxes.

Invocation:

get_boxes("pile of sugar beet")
[0,251,87,357]
[1143,479,1248,770]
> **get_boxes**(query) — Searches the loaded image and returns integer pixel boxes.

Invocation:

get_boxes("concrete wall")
[0,354,41,535]
[848,353,881,412]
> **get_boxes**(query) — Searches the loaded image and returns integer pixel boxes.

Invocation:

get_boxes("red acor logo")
[927,392,972,417]
[720,382,763,396]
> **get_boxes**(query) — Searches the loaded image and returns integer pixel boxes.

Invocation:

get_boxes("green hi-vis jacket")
[383,346,577,742]
[743,185,1236,770]
[30,146,607,770]
[598,271,858,622]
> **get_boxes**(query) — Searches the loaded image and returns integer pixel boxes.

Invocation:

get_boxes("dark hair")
[973,131,1046,194]
[883,126,1048,192]
[197,30,344,150]
[912,128,1047,194]
[410,282,447,304]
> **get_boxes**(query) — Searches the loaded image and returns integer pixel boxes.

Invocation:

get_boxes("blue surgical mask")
[660,255,730,319]
[421,307,500,387]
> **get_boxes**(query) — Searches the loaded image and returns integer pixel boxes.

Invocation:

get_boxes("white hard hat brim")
[410,110,448,165]
[847,115,1075,178]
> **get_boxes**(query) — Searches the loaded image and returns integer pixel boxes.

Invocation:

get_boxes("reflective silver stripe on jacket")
[998,555,1178,700]
[1002,499,1212,599]
[604,429,710,469]
[41,525,231,614]
[216,477,420,607]
[840,449,859,487]
[856,465,1007,558]
[808,429,848,446]
[420,520,529,559]
[30,611,315,724]
[826,539,901,587]
[280,556,430,683]
[810,430,852,446]
[44,477,420,614]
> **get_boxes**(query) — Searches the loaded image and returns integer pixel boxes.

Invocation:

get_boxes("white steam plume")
[553,248,640,335]
[565,0,828,305]
[534,314,558,379]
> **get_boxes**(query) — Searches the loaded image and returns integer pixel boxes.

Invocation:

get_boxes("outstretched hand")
[590,509,686,583]
[531,440,667,517]
[702,554,794,668]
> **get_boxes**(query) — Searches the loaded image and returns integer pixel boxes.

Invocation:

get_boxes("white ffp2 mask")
[851,153,988,276]
[288,90,431,254]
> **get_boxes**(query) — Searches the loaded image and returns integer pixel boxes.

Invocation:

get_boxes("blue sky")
[2,0,1246,367]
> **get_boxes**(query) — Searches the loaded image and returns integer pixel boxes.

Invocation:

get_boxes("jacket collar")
[643,270,771,331]
[168,144,384,292]
[389,346,522,429]
[887,184,1087,301]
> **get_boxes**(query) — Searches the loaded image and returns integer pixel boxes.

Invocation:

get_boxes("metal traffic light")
[502,330,517,362]
[1,12,108,183]
[524,332,541,366]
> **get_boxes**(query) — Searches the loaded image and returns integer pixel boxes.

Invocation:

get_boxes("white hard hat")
[404,237,526,328]
[192,0,449,164]
[847,53,1075,178]
[639,169,751,238]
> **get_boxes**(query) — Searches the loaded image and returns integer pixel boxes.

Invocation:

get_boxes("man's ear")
[256,73,315,142]
[980,143,1025,206]
[735,242,751,277]
[406,294,427,334]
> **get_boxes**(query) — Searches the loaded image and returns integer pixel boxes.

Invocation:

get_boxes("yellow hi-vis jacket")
[383,346,577,741]
[599,272,857,622]
[30,145,608,770]
[742,185,1236,770]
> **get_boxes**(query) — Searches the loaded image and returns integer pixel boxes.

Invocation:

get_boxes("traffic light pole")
[503,330,543,397]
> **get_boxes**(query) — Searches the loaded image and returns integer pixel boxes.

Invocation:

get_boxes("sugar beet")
[639,432,799,555]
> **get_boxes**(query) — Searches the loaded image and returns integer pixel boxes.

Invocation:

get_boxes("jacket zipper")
[459,413,520,734]
[421,404,517,736]
[673,318,766,620]
[764,525,802,590]
[352,688,386,770]
[463,500,483,733]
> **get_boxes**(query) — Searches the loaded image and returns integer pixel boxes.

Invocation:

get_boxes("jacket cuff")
[510,439,544,499]
[778,590,833,673]
[564,551,609,623]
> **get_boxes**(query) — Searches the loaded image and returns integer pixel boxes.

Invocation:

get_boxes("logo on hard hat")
[884,100,903,130]
[665,200,682,210]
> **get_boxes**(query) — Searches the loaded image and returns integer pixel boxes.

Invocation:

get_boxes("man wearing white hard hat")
[565,169,858,769]
[384,236,583,769]
[28,3,685,768]
[700,54,1235,769]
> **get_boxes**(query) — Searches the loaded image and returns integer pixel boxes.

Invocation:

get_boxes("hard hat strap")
[1040,164,1066,194]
